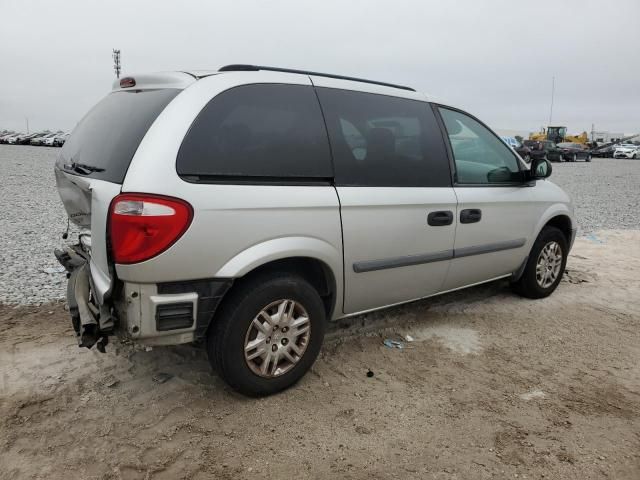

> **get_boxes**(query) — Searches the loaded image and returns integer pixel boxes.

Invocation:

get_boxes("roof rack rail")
[218,64,415,92]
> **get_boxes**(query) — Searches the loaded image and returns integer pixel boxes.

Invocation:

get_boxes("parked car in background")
[613,144,639,159]
[53,133,70,147]
[0,132,17,143]
[553,142,591,162]
[592,144,616,157]
[54,66,575,396]
[523,140,559,162]
[15,133,39,144]
[501,136,532,162]
[5,134,22,144]
[32,133,57,146]
[43,132,65,146]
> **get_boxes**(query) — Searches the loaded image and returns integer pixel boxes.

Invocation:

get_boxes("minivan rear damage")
[54,75,194,350]
[55,244,115,351]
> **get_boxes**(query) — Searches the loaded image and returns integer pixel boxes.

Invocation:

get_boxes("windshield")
[56,89,179,183]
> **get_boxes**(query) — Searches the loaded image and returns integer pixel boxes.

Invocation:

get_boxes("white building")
[591,131,625,144]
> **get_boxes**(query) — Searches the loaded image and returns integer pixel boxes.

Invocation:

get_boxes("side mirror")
[530,158,552,179]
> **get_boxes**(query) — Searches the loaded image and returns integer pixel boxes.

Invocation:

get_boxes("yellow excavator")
[529,126,588,145]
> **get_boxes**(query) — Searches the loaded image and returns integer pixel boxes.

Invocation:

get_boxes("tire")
[207,272,326,396]
[586,154,592,162]
[512,226,568,299]
[524,154,531,163]
[572,154,577,162]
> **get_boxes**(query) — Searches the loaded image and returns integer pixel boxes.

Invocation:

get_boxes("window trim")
[432,104,527,188]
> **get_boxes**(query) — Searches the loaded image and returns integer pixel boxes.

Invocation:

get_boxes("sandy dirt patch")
[1,230,639,479]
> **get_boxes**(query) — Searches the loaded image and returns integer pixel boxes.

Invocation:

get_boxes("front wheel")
[208,272,326,396]
[512,226,568,299]
[524,154,531,163]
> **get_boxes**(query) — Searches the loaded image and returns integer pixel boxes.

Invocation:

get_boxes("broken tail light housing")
[109,194,193,264]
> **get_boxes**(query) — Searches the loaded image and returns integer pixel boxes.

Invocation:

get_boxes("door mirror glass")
[531,158,552,179]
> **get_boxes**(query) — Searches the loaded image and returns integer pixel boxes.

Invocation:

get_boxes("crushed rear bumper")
[55,246,115,352]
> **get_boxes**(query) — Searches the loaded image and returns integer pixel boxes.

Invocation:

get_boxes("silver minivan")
[55,65,575,395]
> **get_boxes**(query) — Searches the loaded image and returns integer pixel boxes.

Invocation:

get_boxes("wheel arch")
[543,214,573,246]
[213,236,343,321]
[512,210,574,284]
[532,203,574,248]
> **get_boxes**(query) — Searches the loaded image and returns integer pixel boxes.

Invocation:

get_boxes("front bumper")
[614,152,635,158]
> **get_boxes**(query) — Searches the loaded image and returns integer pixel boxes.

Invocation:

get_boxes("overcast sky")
[1,0,639,135]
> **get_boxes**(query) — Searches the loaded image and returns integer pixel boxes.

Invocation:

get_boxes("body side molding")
[353,238,527,273]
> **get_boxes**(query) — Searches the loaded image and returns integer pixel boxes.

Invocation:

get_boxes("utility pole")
[25,117,29,134]
[112,49,121,78]
[548,76,555,125]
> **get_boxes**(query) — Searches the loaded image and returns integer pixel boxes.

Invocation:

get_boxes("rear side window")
[316,88,451,187]
[177,84,332,180]
[57,89,179,183]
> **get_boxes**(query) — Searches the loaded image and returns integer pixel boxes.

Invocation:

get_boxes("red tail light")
[108,194,193,264]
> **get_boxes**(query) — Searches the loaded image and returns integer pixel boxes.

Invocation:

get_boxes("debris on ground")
[383,339,405,349]
[519,389,546,401]
[152,372,173,384]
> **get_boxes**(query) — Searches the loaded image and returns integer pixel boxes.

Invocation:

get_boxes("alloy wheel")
[244,299,311,378]
[536,241,563,288]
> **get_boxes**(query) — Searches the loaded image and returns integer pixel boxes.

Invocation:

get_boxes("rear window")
[57,89,179,183]
[176,84,332,181]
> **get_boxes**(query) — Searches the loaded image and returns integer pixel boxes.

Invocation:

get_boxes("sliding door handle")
[427,210,454,226]
[460,208,482,224]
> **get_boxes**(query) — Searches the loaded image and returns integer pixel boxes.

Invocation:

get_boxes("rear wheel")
[512,226,567,299]
[208,272,326,396]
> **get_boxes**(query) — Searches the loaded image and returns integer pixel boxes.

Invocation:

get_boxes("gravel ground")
[0,145,639,305]
[550,157,640,233]
[2,231,639,479]
[0,146,75,305]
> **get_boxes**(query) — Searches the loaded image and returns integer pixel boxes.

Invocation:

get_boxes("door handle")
[460,208,482,224]
[427,210,454,226]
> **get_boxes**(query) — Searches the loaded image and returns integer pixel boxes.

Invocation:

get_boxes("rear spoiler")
[111,71,200,91]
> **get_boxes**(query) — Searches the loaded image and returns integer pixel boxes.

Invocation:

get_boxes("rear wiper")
[64,161,105,175]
